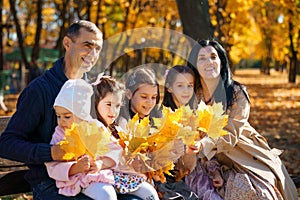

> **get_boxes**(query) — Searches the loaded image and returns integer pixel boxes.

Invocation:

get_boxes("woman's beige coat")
[200,85,298,200]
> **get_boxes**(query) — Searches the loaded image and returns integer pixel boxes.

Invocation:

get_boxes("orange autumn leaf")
[146,163,175,183]
[197,103,212,133]
[143,142,176,183]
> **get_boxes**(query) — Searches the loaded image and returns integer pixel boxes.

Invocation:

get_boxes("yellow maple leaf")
[152,106,199,146]
[176,105,196,126]
[59,121,111,160]
[150,106,182,145]
[59,123,85,160]
[135,116,151,138]
[125,114,139,140]
[175,106,199,145]
[76,121,111,159]
[197,101,229,139]
[176,126,199,145]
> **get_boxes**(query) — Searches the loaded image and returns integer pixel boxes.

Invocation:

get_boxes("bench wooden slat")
[0,116,10,133]
[0,170,31,196]
[0,116,31,196]
[0,116,28,177]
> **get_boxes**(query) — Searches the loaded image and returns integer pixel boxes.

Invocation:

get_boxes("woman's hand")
[211,169,223,188]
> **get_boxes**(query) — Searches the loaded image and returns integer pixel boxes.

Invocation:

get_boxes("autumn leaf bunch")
[117,102,229,182]
[58,121,111,160]
[117,111,182,182]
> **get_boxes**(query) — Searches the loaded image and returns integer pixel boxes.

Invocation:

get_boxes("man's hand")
[51,144,68,161]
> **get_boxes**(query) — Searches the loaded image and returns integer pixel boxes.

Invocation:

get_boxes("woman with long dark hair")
[185,39,297,200]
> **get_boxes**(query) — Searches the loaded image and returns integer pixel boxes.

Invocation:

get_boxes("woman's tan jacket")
[200,84,298,200]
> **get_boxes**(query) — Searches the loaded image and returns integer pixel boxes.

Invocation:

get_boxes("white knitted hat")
[54,79,93,121]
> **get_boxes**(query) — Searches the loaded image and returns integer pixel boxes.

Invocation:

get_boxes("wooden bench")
[0,116,31,196]
[0,116,299,198]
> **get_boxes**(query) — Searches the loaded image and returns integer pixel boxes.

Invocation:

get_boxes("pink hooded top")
[45,125,122,196]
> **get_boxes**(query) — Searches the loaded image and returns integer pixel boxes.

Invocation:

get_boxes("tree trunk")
[214,0,226,43]
[86,0,92,21]
[54,0,70,56]
[95,0,101,27]
[0,0,3,71]
[288,10,297,83]
[176,0,213,41]
[9,0,29,68]
[31,0,43,63]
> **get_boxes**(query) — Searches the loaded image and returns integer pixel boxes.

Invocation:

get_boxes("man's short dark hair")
[66,20,100,42]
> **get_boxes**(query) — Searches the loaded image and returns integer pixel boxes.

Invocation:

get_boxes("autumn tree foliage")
[1,0,299,83]
[208,0,260,72]
[206,0,299,82]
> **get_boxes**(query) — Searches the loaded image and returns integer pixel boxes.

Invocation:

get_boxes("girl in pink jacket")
[45,79,122,200]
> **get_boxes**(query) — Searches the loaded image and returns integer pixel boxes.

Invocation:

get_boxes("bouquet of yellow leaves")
[196,101,228,139]
[172,102,229,180]
[118,106,199,183]
[118,103,228,183]
[59,121,111,160]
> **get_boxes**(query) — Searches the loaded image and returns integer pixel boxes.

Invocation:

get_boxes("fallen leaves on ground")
[234,69,300,176]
